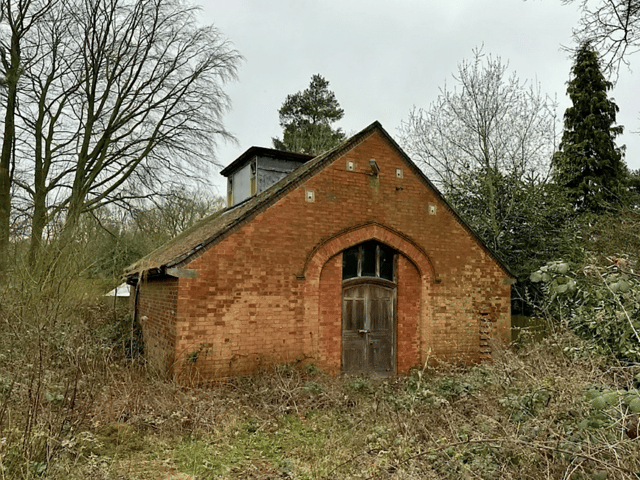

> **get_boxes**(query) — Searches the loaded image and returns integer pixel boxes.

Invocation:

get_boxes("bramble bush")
[531,258,640,361]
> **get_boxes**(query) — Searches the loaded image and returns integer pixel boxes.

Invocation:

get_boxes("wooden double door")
[342,282,396,375]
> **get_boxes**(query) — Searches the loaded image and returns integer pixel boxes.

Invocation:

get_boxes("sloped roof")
[124,121,514,280]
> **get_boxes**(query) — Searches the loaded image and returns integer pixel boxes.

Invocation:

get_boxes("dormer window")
[221,147,314,207]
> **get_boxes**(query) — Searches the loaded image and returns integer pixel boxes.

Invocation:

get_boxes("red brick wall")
[136,277,178,374]
[317,255,342,373]
[146,129,511,379]
[397,255,421,373]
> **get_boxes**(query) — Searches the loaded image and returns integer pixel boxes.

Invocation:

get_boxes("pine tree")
[272,74,345,155]
[552,42,627,213]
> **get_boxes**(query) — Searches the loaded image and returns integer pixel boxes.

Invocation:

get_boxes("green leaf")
[617,280,631,293]
[602,392,618,406]
[629,398,640,413]
[591,396,607,410]
[555,284,568,294]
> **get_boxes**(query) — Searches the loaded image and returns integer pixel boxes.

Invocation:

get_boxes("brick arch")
[303,222,431,373]
[302,222,436,283]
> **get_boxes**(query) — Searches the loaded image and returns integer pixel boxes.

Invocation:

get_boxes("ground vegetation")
[1,305,639,480]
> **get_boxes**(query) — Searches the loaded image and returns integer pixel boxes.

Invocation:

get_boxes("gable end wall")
[143,130,511,379]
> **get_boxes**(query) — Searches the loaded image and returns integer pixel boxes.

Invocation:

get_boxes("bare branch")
[566,0,640,77]
[2,0,242,259]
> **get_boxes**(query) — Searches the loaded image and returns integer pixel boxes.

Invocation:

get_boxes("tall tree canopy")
[272,74,345,155]
[0,0,242,271]
[552,42,627,213]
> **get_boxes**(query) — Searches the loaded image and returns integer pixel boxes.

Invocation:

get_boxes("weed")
[499,387,552,422]
[184,343,212,365]
[173,435,233,478]
[437,375,472,398]
[2,279,640,480]
[302,381,323,395]
[275,363,294,377]
[84,423,146,457]
[303,362,320,376]
[94,312,144,360]
[345,377,373,394]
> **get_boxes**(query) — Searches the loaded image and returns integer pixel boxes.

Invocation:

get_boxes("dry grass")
[1,286,639,480]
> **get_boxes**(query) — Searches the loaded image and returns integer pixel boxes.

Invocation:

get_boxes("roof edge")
[164,123,381,270]
[124,120,515,280]
[370,124,516,279]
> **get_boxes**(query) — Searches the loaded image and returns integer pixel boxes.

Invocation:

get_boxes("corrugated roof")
[124,121,515,280]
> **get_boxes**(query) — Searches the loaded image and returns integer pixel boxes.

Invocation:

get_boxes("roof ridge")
[124,120,514,280]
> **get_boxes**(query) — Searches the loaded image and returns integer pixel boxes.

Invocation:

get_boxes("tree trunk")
[486,172,501,251]
[59,189,85,249]
[0,129,11,275]
[0,32,21,276]
[27,189,47,267]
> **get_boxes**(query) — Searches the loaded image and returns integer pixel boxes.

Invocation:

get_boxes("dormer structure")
[220,147,313,207]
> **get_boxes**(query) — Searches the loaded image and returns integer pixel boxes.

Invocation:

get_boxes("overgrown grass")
[0,258,139,480]
[1,264,639,478]
[2,314,640,479]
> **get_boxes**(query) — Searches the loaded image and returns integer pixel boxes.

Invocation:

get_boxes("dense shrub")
[532,258,640,362]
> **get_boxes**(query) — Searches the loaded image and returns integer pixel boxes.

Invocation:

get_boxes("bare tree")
[1,0,242,269]
[399,48,558,185]
[12,0,82,264]
[73,190,224,279]
[398,47,559,261]
[0,0,57,272]
[130,190,225,248]
[563,0,640,75]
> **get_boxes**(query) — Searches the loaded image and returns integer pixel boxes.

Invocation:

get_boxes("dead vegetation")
[1,293,640,480]
[0,260,639,479]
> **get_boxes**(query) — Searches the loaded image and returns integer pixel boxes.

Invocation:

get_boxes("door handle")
[358,329,369,334]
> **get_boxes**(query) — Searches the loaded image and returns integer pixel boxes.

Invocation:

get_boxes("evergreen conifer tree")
[552,42,627,213]
[272,75,345,155]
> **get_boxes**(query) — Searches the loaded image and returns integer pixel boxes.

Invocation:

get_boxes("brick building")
[125,122,513,380]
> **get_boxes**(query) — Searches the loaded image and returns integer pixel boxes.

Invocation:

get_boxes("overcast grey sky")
[201,0,640,195]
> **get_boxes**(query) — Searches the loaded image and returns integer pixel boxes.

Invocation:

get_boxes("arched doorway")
[341,241,396,375]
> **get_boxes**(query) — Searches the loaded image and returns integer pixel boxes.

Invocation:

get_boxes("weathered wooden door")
[342,283,395,375]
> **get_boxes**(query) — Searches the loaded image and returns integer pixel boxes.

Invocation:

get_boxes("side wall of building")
[136,277,178,374]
